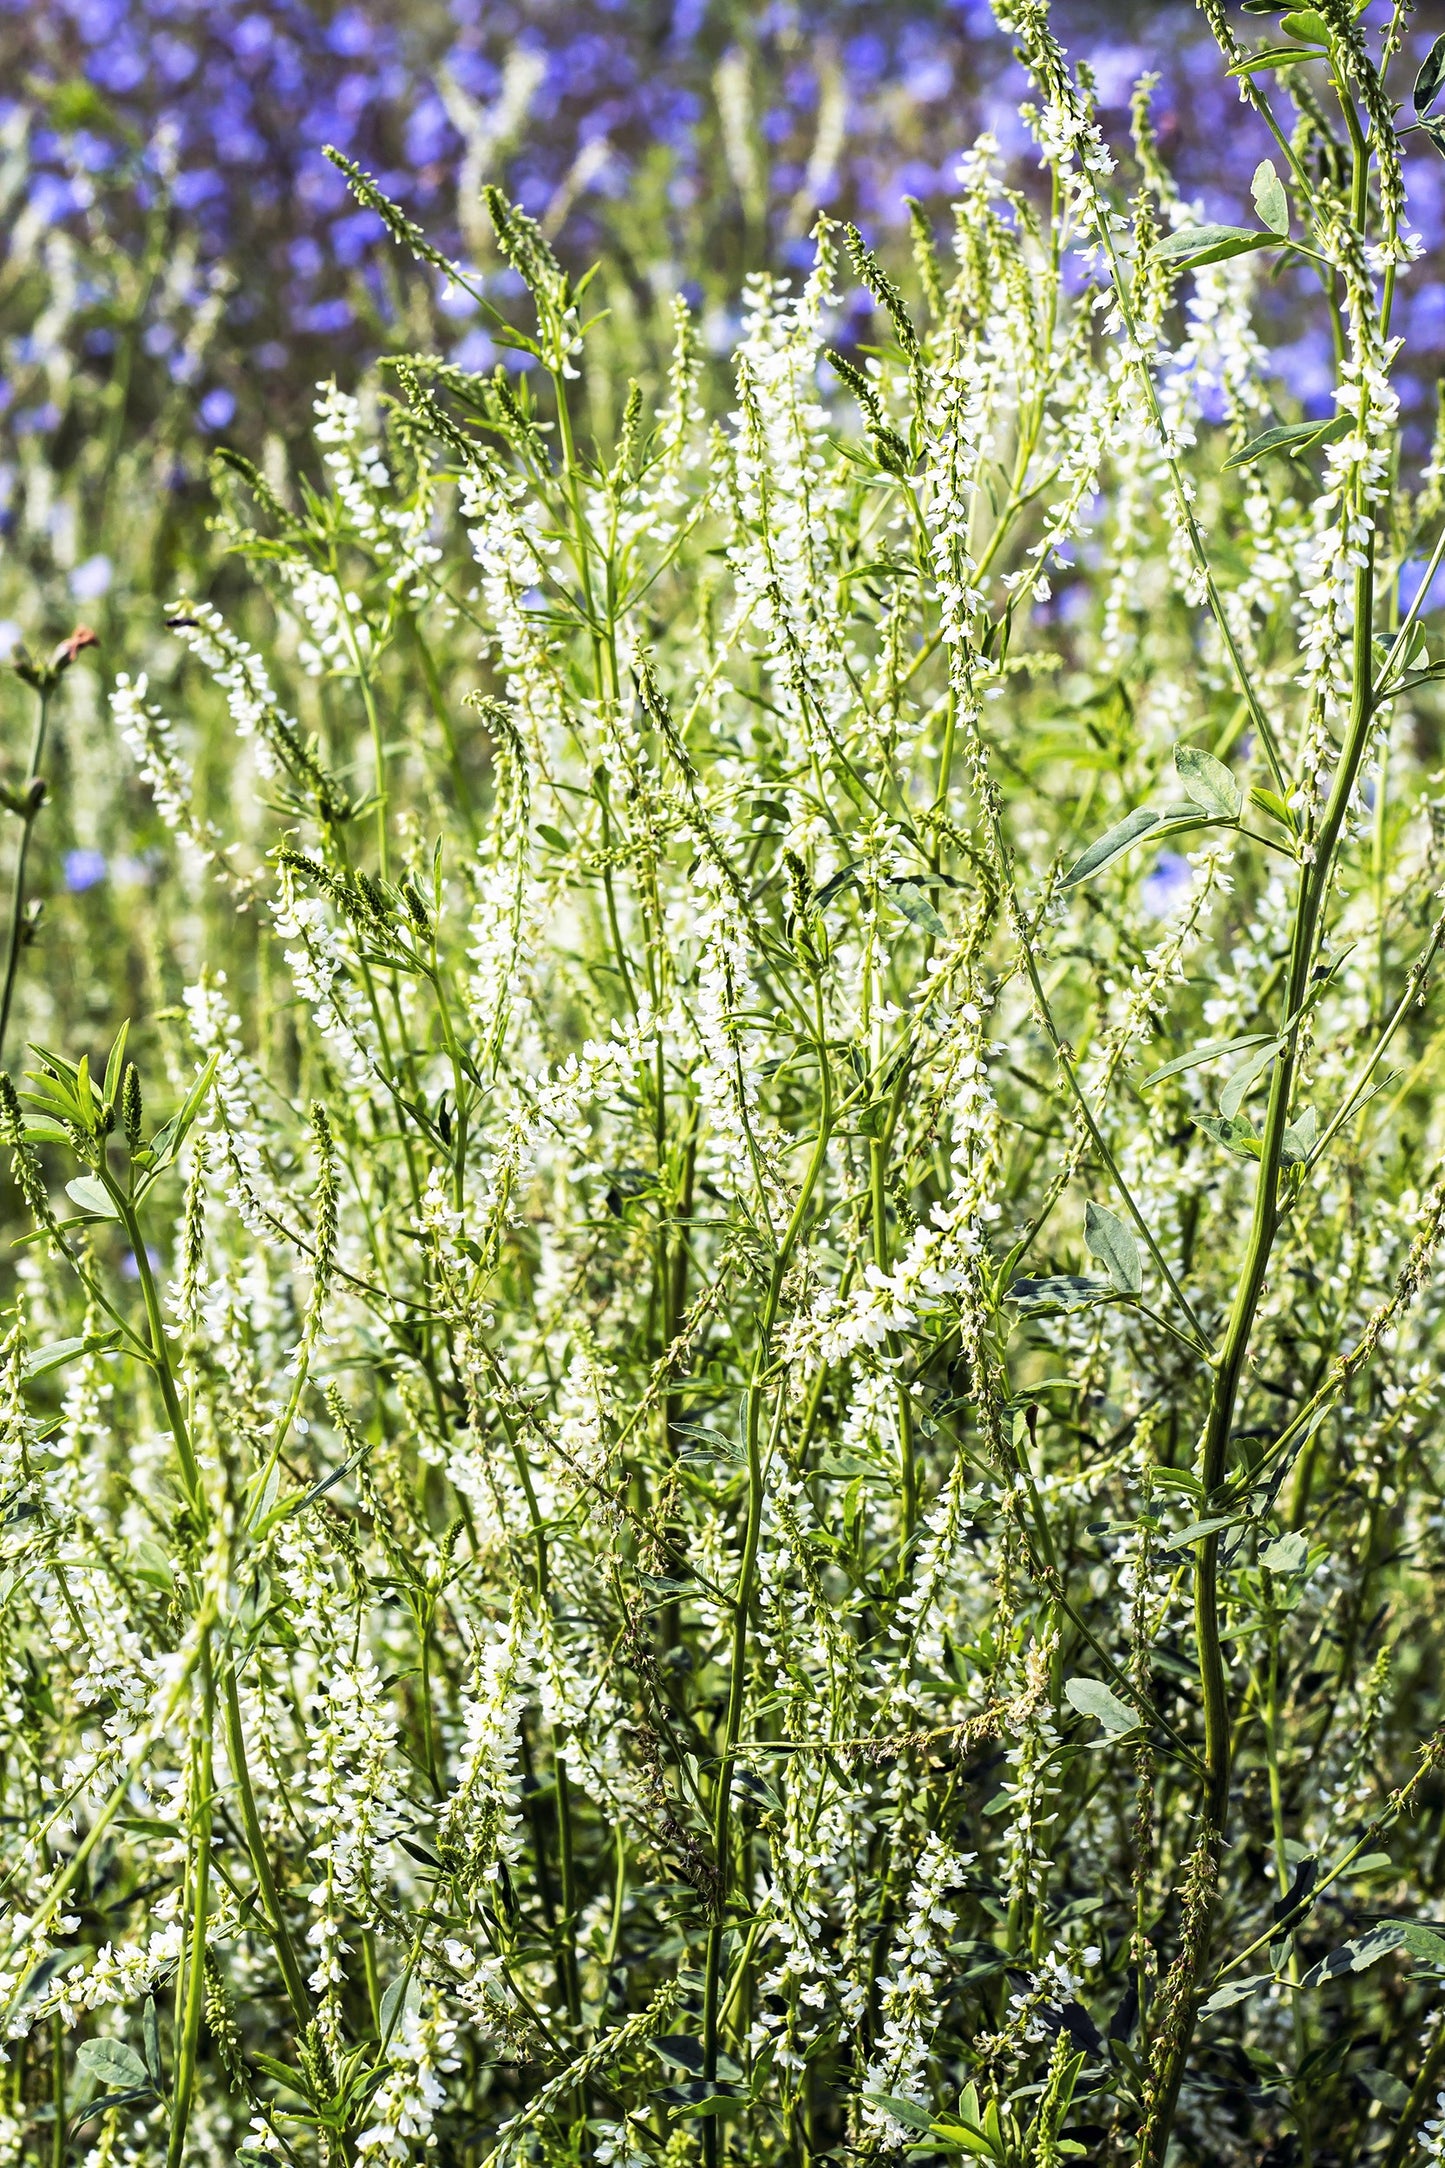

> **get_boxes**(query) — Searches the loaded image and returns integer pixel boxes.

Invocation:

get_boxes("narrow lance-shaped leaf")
[1061,806,1159,888]
[1141,1032,1276,1090]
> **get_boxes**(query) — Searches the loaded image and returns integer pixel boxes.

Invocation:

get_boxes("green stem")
[107,1176,203,1511]
[702,1006,833,2148]
[0,686,51,1065]
[1141,455,1381,2168]
[166,1635,214,2168]
[50,2011,65,2168]
[222,1663,313,2036]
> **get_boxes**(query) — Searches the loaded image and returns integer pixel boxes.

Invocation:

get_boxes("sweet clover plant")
[4,3,1445,2165]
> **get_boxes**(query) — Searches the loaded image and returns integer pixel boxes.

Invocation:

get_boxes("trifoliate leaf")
[1174,743,1241,819]
[1161,1514,1242,1551]
[1251,158,1289,236]
[378,1975,424,2040]
[1084,1199,1142,1295]
[1064,1676,1138,1735]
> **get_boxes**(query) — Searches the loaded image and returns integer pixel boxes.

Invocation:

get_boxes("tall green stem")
[702,1015,833,2162]
[0,685,51,1066]
[167,1636,214,2168]
[1142,490,1380,2168]
[222,1664,313,2035]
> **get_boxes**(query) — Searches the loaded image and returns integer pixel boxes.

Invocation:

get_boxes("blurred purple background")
[4,0,1445,454]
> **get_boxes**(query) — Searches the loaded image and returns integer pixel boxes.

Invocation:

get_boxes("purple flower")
[199,387,236,429]
[64,848,108,893]
[70,554,113,602]
[1142,853,1194,918]
[1401,556,1445,619]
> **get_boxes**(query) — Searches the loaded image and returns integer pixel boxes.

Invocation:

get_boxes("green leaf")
[889,880,947,938]
[1061,806,1159,887]
[64,1176,119,1221]
[23,1331,121,1380]
[1300,1923,1403,1989]
[1155,223,1275,269]
[1356,2066,1410,2112]
[1198,1096,1264,1159]
[1418,114,1445,161]
[1229,45,1328,77]
[659,2079,750,2119]
[1204,1985,1273,2011]
[1174,743,1241,819]
[1202,1973,1271,2014]
[1281,8,1331,42]
[1161,1514,1242,1552]
[1083,1199,1142,1295]
[141,1995,162,2086]
[1005,1275,1116,1316]
[1399,1922,1445,1966]
[101,1021,130,1112]
[1224,415,1350,469]
[863,2093,935,2132]
[653,2036,706,2077]
[912,2125,999,2161]
[378,1974,423,2041]
[1249,784,1297,830]
[1251,158,1289,236]
[75,2040,153,2097]
[144,1052,219,1175]
[20,1117,72,1144]
[1220,1037,1283,1120]
[1281,1107,1317,1165]
[1141,1033,1276,1090]
[1063,1676,1138,1735]
[1259,1531,1309,1573]
[1415,32,1445,114]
